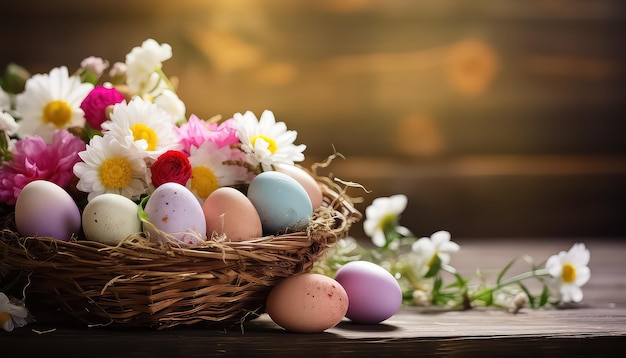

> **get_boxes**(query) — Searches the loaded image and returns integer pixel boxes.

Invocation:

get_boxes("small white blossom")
[363,194,409,248]
[545,243,591,303]
[0,293,31,332]
[411,230,459,272]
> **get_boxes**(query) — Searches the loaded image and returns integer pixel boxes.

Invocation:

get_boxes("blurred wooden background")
[2,0,625,239]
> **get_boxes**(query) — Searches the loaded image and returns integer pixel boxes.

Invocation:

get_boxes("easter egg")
[275,164,324,209]
[266,273,349,333]
[82,193,142,244]
[202,187,263,241]
[14,180,81,241]
[247,171,313,235]
[143,182,206,245]
[334,260,402,324]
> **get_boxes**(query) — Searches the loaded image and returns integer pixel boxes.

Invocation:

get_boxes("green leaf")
[424,255,442,278]
[472,288,493,306]
[538,285,550,307]
[497,257,518,284]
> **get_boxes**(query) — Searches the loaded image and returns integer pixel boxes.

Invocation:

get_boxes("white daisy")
[102,96,181,160]
[186,141,246,201]
[411,230,460,270]
[363,194,411,248]
[125,39,172,96]
[545,243,591,303]
[0,293,31,332]
[73,133,148,201]
[14,66,93,142]
[233,110,306,172]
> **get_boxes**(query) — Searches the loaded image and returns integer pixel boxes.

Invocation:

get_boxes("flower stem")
[469,268,551,301]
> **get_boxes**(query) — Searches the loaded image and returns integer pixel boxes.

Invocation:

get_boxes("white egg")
[82,193,142,245]
[143,182,206,245]
[15,180,81,241]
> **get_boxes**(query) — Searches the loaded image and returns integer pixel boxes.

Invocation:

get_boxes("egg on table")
[143,182,207,245]
[202,186,263,241]
[266,273,349,333]
[14,180,81,242]
[247,171,313,235]
[82,193,142,245]
[334,260,402,324]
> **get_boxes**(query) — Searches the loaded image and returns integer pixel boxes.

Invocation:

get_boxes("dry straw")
[0,168,361,330]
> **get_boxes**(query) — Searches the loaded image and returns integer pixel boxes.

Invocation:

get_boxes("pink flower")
[0,130,86,205]
[79,86,125,130]
[175,115,240,155]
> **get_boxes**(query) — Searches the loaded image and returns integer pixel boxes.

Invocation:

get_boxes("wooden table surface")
[3,239,625,357]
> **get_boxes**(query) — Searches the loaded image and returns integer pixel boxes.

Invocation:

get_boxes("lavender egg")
[334,260,402,324]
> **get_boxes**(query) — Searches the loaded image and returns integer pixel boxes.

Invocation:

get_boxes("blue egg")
[247,171,313,235]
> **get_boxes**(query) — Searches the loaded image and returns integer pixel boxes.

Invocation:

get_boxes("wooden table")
[3,239,625,357]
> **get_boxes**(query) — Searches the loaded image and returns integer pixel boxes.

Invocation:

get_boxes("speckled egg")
[82,193,142,244]
[14,180,81,241]
[334,260,402,324]
[247,171,313,235]
[266,273,349,333]
[202,186,263,241]
[143,182,206,245]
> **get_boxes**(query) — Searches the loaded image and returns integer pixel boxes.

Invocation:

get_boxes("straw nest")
[0,178,361,330]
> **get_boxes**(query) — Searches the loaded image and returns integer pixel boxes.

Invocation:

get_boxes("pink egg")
[275,164,324,209]
[202,187,263,241]
[334,260,402,324]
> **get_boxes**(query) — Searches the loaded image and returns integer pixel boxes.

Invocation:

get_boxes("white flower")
[363,194,410,248]
[545,243,591,303]
[15,66,93,142]
[234,110,306,172]
[80,56,109,77]
[187,141,247,201]
[102,97,181,160]
[0,293,31,332]
[153,89,186,123]
[125,39,172,95]
[0,111,18,135]
[411,230,459,272]
[73,133,148,201]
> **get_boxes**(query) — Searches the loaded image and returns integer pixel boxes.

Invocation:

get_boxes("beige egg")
[82,193,142,244]
[202,187,263,241]
[266,273,349,333]
[275,164,324,209]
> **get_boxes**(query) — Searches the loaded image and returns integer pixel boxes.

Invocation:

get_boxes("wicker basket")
[0,180,361,330]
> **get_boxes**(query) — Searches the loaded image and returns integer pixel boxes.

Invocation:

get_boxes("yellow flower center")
[251,134,278,154]
[562,263,577,283]
[190,166,219,200]
[130,123,158,151]
[0,312,11,328]
[42,100,73,128]
[99,157,133,189]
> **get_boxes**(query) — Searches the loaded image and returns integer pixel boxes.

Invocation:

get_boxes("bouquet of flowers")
[0,38,309,210]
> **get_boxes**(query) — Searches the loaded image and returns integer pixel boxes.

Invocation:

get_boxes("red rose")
[80,86,125,130]
[150,150,192,188]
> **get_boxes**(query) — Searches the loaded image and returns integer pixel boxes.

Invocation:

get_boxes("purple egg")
[335,260,402,324]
